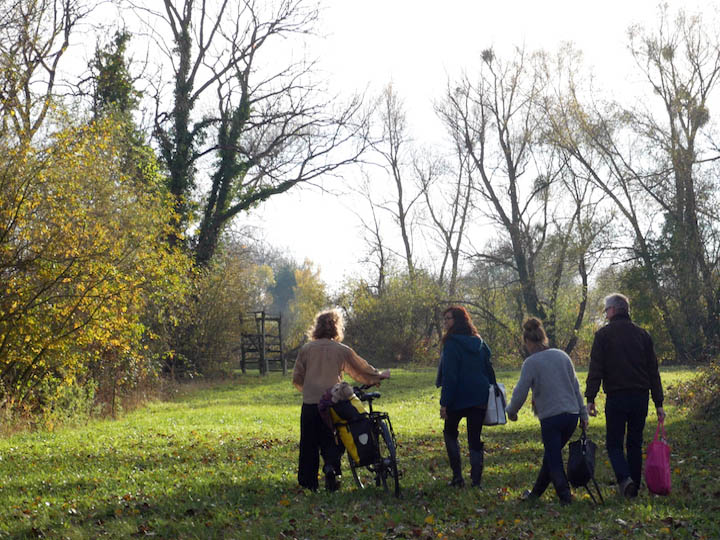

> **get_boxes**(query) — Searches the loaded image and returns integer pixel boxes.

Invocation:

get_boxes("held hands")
[587,402,598,417]
[508,411,518,422]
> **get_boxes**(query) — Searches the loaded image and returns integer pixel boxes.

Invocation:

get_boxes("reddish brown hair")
[442,305,480,344]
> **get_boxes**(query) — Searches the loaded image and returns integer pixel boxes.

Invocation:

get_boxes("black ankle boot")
[470,443,484,488]
[444,433,464,487]
[323,464,340,492]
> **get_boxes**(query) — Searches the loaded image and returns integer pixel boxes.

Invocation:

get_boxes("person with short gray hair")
[603,293,629,313]
[585,293,665,499]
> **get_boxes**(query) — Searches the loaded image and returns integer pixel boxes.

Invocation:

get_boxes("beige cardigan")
[292,339,384,404]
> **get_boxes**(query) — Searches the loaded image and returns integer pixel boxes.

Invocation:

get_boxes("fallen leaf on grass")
[660,516,688,529]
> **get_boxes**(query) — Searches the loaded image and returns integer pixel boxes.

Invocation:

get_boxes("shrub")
[668,358,720,417]
[166,240,273,377]
[0,117,190,414]
[340,272,443,366]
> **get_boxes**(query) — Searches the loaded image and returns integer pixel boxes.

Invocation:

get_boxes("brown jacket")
[292,339,384,404]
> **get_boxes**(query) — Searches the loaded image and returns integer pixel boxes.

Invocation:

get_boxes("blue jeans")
[532,413,578,500]
[605,391,648,486]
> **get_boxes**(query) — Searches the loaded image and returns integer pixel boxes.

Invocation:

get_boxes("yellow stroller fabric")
[330,395,377,466]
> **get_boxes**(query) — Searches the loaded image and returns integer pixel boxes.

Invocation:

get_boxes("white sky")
[240,0,711,290]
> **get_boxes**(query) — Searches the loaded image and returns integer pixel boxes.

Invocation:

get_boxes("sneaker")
[520,489,539,501]
[618,477,636,498]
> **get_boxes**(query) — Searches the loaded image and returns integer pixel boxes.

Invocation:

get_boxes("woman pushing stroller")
[292,308,390,492]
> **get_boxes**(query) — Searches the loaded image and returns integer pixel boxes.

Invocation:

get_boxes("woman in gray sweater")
[506,317,588,504]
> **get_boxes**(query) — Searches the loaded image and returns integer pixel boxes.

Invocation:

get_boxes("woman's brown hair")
[442,305,480,344]
[308,309,344,341]
[522,316,548,347]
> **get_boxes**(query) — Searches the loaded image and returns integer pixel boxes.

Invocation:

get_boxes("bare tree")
[438,46,604,352]
[628,7,720,355]
[364,83,423,279]
[438,47,556,335]
[550,164,613,354]
[416,141,473,297]
[548,7,720,359]
[128,0,369,262]
[355,173,392,294]
[0,0,92,140]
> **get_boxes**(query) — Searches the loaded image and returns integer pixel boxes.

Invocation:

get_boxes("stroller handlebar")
[354,384,381,402]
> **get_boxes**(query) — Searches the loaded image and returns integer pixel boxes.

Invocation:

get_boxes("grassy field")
[0,368,718,539]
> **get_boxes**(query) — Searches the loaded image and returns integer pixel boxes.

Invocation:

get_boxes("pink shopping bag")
[645,418,671,495]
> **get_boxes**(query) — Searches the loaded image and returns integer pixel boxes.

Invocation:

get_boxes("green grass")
[1,368,718,539]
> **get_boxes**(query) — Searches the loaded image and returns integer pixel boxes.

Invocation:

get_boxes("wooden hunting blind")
[240,310,286,375]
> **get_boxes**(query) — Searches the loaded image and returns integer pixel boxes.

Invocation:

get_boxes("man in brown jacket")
[293,309,389,491]
[585,293,665,498]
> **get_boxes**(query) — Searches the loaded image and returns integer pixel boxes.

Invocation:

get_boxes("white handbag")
[483,383,507,426]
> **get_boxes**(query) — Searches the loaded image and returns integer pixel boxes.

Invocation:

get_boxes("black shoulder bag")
[567,427,604,504]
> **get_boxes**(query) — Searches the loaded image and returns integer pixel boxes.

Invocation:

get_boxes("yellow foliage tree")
[286,260,328,350]
[0,116,191,411]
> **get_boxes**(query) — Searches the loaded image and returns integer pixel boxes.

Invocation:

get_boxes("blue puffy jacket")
[437,334,495,411]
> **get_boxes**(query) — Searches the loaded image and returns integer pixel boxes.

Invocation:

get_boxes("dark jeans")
[298,404,344,490]
[443,406,486,451]
[532,412,578,499]
[605,390,649,486]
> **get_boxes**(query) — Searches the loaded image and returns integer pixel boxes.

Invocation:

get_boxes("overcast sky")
[239,0,712,289]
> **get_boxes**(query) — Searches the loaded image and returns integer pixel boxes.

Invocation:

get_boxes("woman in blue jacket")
[437,306,495,488]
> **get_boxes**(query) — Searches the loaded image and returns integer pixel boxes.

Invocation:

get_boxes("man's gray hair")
[604,293,629,313]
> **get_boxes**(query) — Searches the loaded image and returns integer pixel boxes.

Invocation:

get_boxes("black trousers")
[297,403,344,490]
[605,390,649,486]
[443,406,486,451]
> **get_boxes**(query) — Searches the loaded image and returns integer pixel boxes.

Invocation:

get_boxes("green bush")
[340,272,443,366]
[166,240,273,377]
[668,358,720,416]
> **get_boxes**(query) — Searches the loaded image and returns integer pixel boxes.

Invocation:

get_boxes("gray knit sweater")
[506,348,588,421]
